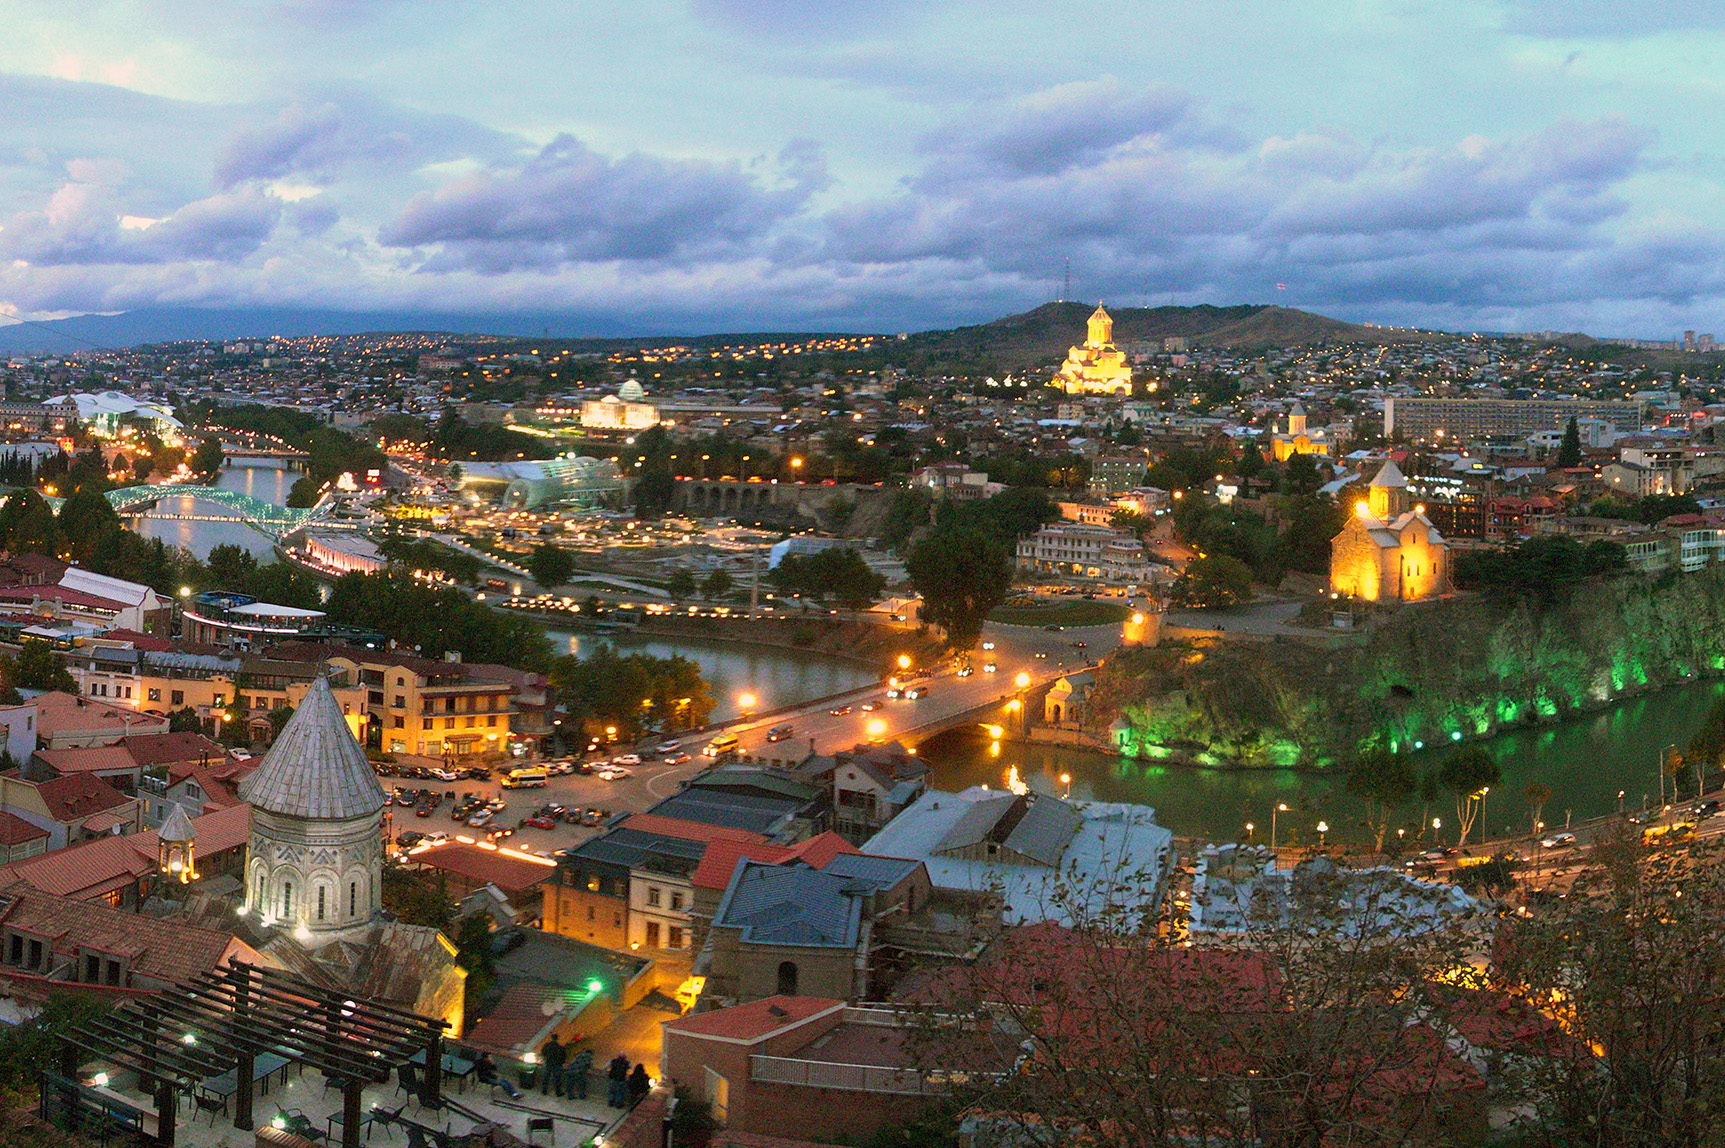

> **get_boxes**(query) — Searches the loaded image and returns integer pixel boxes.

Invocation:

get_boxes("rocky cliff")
[1095,569,1725,769]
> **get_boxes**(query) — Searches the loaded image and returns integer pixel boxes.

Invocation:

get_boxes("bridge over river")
[30,485,339,540]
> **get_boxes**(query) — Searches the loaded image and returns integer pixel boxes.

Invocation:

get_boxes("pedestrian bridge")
[31,486,334,539]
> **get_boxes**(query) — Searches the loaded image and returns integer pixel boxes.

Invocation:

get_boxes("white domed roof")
[238,677,385,821]
[619,380,646,402]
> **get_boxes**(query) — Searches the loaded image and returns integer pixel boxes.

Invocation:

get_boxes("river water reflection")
[130,464,290,560]
[545,629,880,722]
[919,679,1725,847]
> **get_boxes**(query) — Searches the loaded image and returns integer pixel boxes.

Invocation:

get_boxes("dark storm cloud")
[379,135,825,271]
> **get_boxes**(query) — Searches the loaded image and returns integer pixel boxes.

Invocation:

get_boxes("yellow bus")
[704,733,739,758]
[500,767,548,789]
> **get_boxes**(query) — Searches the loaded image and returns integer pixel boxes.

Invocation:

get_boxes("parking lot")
[379,745,712,858]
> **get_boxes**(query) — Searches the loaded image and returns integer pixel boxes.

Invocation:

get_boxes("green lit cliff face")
[1093,568,1725,769]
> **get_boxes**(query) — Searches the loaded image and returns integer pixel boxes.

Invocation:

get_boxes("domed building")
[238,675,386,937]
[1054,304,1134,396]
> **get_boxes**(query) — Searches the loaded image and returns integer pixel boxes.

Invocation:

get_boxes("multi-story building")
[1088,454,1149,495]
[320,650,517,757]
[180,591,327,648]
[1384,397,1642,444]
[1016,523,1149,582]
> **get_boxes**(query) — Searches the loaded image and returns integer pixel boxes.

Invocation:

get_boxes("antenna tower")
[1062,258,1070,303]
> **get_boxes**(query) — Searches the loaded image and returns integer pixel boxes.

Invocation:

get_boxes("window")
[84,954,99,983]
[669,926,685,949]
[283,883,293,917]
[465,717,476,728]
[645,922,660,948]
[213,694,225,707]
[349,882,356,917]
[587,875,600,892]
[671,891,684,912]
[28,938,42,970]
[7,934,20,964]
[587,906,595,921]
[148,687,161,702]
[393,715,405,729]
[445,718,456,730]
[171,690,184,706]
[487,715,497,727]
[317,885,326,921]
[393,695,405,709]
[777,960,799,996]
[646,887,662,907]
[445,698,456,713]
[396,676,405,686]
[613,911,622,927]
[423,718,433,730]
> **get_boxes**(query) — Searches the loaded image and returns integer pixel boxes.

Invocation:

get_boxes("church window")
[317,885,326,921]
[283,883,293,917]
[349,882,357,917]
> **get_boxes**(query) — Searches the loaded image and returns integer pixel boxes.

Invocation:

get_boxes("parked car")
[423,831,449,846]
[1540,833,1577,849]
[395,831,425,848]
[486,797,506,811]
[466,810,494,827]
[612,753,642,766]
[486,826,516,842]
[430,768,460,782]
[581,808,604,826]
[464,766,492,781]
[524,814,557,830]
[415,804,434,818]
[655,741,682,755]
[597,766,631,781]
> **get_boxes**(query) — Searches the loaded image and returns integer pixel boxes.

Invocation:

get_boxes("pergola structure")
[47,961,451,1148]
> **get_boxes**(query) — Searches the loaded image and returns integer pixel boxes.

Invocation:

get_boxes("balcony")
[747,1008,1006,1096]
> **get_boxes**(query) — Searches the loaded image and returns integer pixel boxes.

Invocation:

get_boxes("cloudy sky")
[0,0,1720,337]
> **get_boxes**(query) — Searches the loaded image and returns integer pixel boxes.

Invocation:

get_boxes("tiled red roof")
[408,842,556,892]
[664,995,842,1042]
[119,732,231,768]
[690,841,793,891]
[0,811,47,846]
[36,773,132,823]
[100,629,175,652]
[0,585,126,611]
[619,814,767,846]
[464,981,566,1056]
[786,832,860,868]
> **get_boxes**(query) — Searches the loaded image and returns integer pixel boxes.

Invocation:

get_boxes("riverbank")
[1093,568,1725,770]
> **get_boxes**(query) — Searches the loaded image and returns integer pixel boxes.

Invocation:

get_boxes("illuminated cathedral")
[1329,461,1449,602]
[1054,305,1134,395]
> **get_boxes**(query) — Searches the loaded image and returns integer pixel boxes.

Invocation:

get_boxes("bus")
[704,733,739,759]
[500,767,548,789]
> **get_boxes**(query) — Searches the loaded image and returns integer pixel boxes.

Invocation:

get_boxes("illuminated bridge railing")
[100,486,332,539]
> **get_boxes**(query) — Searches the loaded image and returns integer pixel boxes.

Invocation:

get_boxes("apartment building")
[1384,397,1642,444]
[318,650,516,757]
[1016,522,1150,582]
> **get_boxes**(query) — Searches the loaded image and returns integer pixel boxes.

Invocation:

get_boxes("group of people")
[536,1036,651,1108]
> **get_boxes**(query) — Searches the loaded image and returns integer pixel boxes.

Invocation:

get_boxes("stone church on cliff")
[1329,460,1449,603]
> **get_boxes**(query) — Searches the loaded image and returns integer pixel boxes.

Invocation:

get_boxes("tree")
[1556,415,1583,467]
[906,527,1012,650]
[526,543,576,590]
[667,567,696,600]
[453,913,498,1002]
[1344,746,1418,853]
[0,488,63,557]
[1524,782,1554,836]
[56,486,121,563]
[191,437,225,478]
[770,547,886,610]
[286,475,322,508]
[1173,554,1253,609]
[9,640,74,693]
[1688,694,1725,791]
[701,569,734,600]
[1436,746,1500,847]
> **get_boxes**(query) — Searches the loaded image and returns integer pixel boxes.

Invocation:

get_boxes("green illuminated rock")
[1093,568,1725,769]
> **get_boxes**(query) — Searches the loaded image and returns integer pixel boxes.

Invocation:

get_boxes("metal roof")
[237,676,384,821]
[1002,798,1083,866]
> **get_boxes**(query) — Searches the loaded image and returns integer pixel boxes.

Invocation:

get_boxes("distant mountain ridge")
[0,299,1435,357]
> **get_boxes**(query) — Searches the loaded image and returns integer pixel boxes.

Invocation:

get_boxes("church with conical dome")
[1329,460,1450,602]
[238,675,387,937]
[1054,304,1134,395]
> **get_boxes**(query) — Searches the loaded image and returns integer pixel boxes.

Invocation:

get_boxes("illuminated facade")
[1054,305,1134,396]
[1329,461,1449,602]
[1270,402,1331,462]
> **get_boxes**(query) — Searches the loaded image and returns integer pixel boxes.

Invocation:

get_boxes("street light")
[897,654,912,671]
[1015,672,1030,689]
[1245,821,1255,840]
[1316,820,1329,849]
[738,692,757,713]
[1271,802,1290,850]
[867,718,886,740]
[1432,816,1442,845]
[1059,772,1071,799]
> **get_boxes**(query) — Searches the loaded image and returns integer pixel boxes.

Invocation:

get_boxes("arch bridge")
[92,486,333,539]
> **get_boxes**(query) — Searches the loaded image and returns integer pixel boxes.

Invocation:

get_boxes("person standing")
[627,1063,650,1107]
[606,1053,631,1107]
[540,1035,568,1097]
[565,1047,593,1099]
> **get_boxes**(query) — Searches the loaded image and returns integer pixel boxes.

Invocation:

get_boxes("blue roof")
[712,863,866,948]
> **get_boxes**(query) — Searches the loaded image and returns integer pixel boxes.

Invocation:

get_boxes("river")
[918,678,1725,847]
[544,628,880,722]
[130,463,291,560]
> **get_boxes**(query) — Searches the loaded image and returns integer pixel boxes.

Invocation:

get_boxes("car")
[860,700,880,711]
[540,804,566,818]
[423,831,449,846]
[655,741,682,755]
[1071,641,1087,649]
[597,766,631,781]
[664,750,693,766]
[486,826,516,841]
[488,927,528,956]
[1043,624,1062,631]
[562,809,586,824]
[395,831,425,848]
[1699,800,1723,819]
[523,814,557,830]
[465,766,492,780]
[466,810,494,827]
[828,705,853,716]
[415,804,434,818]
[956,665,973,677]
[1420,849,1448,862]
[905,685,931,700]
[1540,833,1577,849]
[983,662,998,673]
[613,753,643,766]
[430,768,460,782]
[765,725,794,743]
[581,808,604,826]
[1034,652,1049,660]
[982,641,995,651]
[486,797,506,811]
